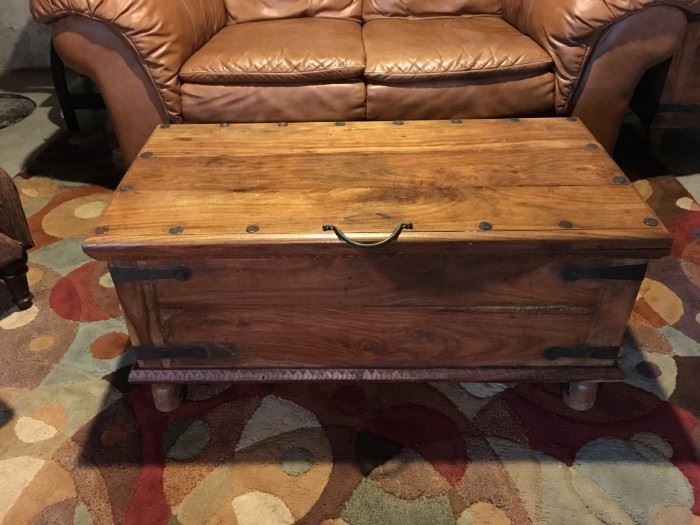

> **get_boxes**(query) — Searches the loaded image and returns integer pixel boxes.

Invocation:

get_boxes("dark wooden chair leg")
[51,43,80,133]
[1,252,32,310]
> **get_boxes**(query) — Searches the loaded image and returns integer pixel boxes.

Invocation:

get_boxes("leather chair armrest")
[0,169,33,249]
[0,232,24,268]
[502,0,700,114]
[31,0,228,119]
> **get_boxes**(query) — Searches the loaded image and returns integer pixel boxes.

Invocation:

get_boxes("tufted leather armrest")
[31,0,228,119]
[502,0,700,113]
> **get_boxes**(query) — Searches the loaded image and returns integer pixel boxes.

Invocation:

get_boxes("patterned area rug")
[0,173,699,525]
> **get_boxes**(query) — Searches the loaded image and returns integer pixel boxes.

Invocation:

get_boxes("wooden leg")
[1,253,32,310]
[562,381,599,411]
[151,383,184,412]
[51,43,80,132]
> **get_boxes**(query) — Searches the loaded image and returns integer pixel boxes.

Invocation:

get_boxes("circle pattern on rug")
[2,167,700,522]
[41,194,112,239]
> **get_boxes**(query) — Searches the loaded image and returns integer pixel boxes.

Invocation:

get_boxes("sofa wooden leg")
[1,252,32,311]
[151,383,184,412]
[562,381,599,411]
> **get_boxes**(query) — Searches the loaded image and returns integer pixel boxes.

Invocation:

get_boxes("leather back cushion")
[363,0,501,19]
[226,0,362,23]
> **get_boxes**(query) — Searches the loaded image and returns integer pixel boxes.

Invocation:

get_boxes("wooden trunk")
[83,120,671,389]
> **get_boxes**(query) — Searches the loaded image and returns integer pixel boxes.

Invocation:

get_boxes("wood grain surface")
[153,256,609,307]
[84,119,670,260]
[156,307,592,367]
[90,119,671,380]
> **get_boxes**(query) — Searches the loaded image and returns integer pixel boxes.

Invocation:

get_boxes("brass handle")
[322,223,413,248]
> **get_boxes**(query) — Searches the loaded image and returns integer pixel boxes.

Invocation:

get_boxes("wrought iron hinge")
[562,264,647,282]
[129,343,234,360]
[110,264,191,284]
[544,346,620,360]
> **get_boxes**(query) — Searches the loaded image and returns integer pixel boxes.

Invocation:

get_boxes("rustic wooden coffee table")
[83,120,671,412]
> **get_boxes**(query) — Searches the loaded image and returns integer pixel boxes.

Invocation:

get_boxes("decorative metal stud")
[246,225,259,233]
[94,226,109,235]
[586,143,598,150]
[479,221,493,231]
[612,176,627,185]
[393,120,404,125]
[160,123,170,128]
[559,220,573,229]
[278,122,288,127]
[567,116,578,122]
[509,117,520,122]
[169,225,184,235]
[119,184,133,193]
[140,151,155,159]
[335,121,346,126]
[220,122,230,127]
[451,119,463,124]
[643,217,659,227]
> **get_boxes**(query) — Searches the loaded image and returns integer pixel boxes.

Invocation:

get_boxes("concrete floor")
[681,174,700,201]
[0,69,65,176]
[0,68,108,177]
[0,68,699,201]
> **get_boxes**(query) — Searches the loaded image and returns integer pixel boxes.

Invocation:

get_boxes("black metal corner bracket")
[544,346,620,360]
[562,264,647,282]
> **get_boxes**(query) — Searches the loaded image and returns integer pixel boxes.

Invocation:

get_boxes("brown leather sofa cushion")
[366,73,554,120]
[363,0,502,19]
[182,82,367,122]
[226,0,362,23]
[181,18,365,84]
[363,16,552,83]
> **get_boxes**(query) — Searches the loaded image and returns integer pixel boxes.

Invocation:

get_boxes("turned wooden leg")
[151,383,185,412]
[562,382,599,411]
[1,252,32,310]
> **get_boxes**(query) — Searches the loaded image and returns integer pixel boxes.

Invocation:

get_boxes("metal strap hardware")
[322,223,413,248]
[562,264,647,282]
[543,346,620,360]
[110,265,191,284]
[129,344,235,360]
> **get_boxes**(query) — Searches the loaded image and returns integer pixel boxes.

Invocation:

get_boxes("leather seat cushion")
[225,0,362,23]
[363,16,552,83]
[366,72,555,120]
[181,18,365,84]
[182,82,366,122]
[364,0,501,19]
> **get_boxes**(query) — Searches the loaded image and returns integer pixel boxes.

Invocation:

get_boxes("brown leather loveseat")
[32,0,698,166]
